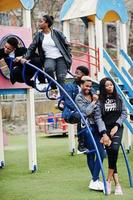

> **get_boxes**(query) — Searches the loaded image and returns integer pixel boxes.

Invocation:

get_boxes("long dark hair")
[99,77,122,112]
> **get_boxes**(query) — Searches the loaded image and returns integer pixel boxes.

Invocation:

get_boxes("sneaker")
[28,80,35,88]
[89,180,103,191]
[103,181,111,195]
[98,180,104,190]
[36,83,47,91]
[77,145,88,155]
[49,90,58,100]
[55,101,64,111]
[115,185,123,195]
[59,101,64,110]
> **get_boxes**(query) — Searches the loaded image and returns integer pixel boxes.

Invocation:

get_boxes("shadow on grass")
[39,134,68,139]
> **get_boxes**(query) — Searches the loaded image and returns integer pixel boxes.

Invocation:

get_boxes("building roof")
[0,0,34,12]
[60,0,128,23]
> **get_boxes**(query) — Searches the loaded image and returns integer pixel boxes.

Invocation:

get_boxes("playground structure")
[0,0,132,195]
[0,0,37,172]
[60,0,133,151]
[36,113,68,135]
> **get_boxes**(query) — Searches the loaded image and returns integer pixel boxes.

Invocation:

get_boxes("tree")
[125,0,133,58]
[31,0,65,33]
[128,11,133,59]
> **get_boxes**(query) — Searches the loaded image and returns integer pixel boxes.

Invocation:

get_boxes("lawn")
[0,134,133,200]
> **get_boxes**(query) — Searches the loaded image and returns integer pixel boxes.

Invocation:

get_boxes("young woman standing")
[94,77,127,195]
[75,76,105,191]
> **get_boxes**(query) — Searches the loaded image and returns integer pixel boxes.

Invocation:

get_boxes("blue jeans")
[79,124,105,181]
[44,57,68,96]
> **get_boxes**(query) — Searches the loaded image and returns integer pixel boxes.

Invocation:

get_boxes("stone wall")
[2,100,59,120]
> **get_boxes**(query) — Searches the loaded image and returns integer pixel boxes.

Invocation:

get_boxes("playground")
[0,133,133,200]
[0,0,133,198]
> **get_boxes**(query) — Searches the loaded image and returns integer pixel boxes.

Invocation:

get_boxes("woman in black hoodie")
[94,77,127,195]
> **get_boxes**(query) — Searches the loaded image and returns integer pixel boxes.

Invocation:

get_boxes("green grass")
[0,134,133,200]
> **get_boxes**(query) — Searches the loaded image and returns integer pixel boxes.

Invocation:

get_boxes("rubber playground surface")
[0,134,133,200]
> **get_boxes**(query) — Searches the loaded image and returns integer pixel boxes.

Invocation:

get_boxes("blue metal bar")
[78,128,88,136]
[104,68,133,115]
[22,63,31,86]
[34,71,51,93]
[84,149,96,154]
[22,63,60,100]
[120,49,133,69]
[24,61,107,194]
[121,144,133,187]
[122,67,133,85]
[103,50,133,97]
[0,89,27,95]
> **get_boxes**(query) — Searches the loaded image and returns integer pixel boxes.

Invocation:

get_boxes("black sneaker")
[77,145,88,155]
[28,80,35,88]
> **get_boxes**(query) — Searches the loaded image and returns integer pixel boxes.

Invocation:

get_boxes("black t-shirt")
[102,97,122,128]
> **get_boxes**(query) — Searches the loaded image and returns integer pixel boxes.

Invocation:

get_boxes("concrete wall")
[2,100,59,120]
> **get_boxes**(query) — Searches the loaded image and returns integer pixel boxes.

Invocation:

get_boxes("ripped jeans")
[44,57,68,96]
[106,126,123,173]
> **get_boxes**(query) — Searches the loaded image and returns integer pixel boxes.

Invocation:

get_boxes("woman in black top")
[95,77,127,195]
[22,15,72,98]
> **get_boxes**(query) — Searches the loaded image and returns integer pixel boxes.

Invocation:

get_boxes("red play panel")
[0,25,32,90]
[0,75,29,89]
[0,25,32,47]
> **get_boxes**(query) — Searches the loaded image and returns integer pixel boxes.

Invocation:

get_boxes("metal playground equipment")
[0,39,133,193]
[36,113,68,135]
[0,0,133,196]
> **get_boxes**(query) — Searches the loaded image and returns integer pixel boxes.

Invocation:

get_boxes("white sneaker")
[115,184,123,195]
[103,181,111,195]
[98,180,104,190]
[77,149,88,155]
[88,180,103,191]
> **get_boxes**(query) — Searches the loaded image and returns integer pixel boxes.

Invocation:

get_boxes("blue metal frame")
[103,50,133,98]
[23,61,108,194]
[60,0,74,21]
[97,0,128,23]
[1,48,132,192]
[20,0,34,10]
[122,67,133,85]
[120,49,133,70]
[22,63,60,100]
[121,144,133,187]
[0,89,27,95]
